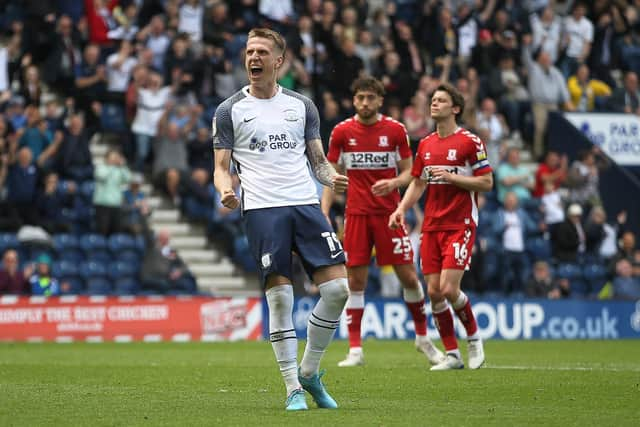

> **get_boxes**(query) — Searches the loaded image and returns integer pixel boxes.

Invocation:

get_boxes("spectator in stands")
[522,34,574,158]
[18,106,62,169]
[6,146,39,226]
[533,150,568,197]
[540,179,565,235]
[0,144,22,232]
[163,33,197,97]
[0,249,32,295]
[559,2,594,78]
[43,99,66,134]
[530,7,562,64]
[403,91,431,144]
[470,29,497,77]
[182,168,215,222]
[43,15,82,98]
[476,97,509,167]
[29,253,68,296]
[55,113,94,182]
[107,3,140,41]
[187,126,213,172]
[607,71,640,115]
[612,258,640,300]
[122,173,150,235]
[136,15,171,72]
[4,96,27,133]
[496,147,534,204]
[493,192,539,294]
[93,148,131,236]
[18,64,48,107]
[131,69,172,171]
[552,203,586,263]
[140,229,197,294]
[486,53,529,140]
[74,43,107,133]
[105,40,138,105]
[36,172,72,233]
[567,146,609,210]
[525,260,570,299]
[584,205,610,260]
[614,231,637,266]
[153,108,192,206]
[567,64,612,112]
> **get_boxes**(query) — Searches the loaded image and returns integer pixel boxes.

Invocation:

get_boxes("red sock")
[433,308,458,351]
[405,300,427,336]
[346,308,363,348]
[454,300,478,337]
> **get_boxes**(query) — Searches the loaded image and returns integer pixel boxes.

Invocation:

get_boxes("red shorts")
[420,227,475,274]
[343,214,414,267]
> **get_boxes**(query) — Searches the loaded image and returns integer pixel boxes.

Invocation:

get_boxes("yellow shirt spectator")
[567,65,612,111]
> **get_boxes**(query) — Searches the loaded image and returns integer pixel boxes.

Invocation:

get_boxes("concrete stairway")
[89,138,256,295]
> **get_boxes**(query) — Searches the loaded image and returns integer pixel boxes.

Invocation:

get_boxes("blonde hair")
[247,27,286,56]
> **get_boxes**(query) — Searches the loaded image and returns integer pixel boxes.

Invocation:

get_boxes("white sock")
[299,278,349,377]
[265,285,300,395]
[451,291,467,310]
[346,290,365,309]
[402,285,424,303]
[346,290,364,351]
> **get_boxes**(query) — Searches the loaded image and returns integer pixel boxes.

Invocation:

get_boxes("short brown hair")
[351,76,386,97]
[433,82,465,118]
[248,27,286,55]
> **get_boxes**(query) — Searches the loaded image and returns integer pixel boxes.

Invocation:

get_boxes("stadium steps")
[90,134,253,295]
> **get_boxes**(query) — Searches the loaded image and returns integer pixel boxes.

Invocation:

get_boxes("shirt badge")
[378,136,389,147]
[446,149,457,161]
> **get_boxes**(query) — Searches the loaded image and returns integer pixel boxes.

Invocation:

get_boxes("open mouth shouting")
[249,65,263,78]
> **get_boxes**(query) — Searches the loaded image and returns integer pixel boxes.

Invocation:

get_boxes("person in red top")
[532,150,568,197]
[390,83,493,370]
[322,76,444,368]
[0,250,32,295]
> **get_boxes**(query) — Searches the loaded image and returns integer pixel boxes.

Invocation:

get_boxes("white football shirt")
[212,85,321,211]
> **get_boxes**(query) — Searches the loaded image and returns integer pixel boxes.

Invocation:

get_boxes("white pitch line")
[486,364,640,372]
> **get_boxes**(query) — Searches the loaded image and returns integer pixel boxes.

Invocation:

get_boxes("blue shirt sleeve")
[212,100,235,150]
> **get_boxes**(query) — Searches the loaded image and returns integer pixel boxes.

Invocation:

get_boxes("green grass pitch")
[1,340,638,426]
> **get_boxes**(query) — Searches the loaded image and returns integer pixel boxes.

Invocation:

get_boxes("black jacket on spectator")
[552,219,580,263]
[55,130,94,181]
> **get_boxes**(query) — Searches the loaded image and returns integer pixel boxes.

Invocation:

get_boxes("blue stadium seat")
[134,235,146,255]
[116,250,141,266]
[114,278,140,295]
[85,277,113,295]
[53,234,84,262]
[582,263,608,295]
[108,261,138,281]
[53,234,80,252]
[80,233,110,260]
[526,237,552,261]
[61,278,85,295]
[52,260,79,279]
[555,263,582,280]
[570,279,590,297]
[108,233,137,253]
[80,181,95,201]
[79,260,108,280]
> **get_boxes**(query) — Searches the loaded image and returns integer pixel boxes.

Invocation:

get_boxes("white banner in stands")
[564,112,640,166]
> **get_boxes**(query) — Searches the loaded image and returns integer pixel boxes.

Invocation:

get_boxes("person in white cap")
[551,203,585,263]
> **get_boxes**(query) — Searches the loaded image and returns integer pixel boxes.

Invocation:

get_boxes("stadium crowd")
[0,0,639,299]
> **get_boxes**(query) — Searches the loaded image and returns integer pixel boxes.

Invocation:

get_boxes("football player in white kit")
[213,28,350,411]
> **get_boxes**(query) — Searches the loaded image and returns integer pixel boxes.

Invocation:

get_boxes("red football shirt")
[411,128,493,231]
[327,115,413,215]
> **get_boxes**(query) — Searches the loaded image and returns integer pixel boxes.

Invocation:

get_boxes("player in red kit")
[322,76,445,367]
[390,83,492,370]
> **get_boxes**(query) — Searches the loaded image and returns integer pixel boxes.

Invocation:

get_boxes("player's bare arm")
[320,161,343,218]
[213,148,240,209]
[429,167,493,192]
[388,178,427,229]
[306,138,348,193]
[372,157,413,196]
